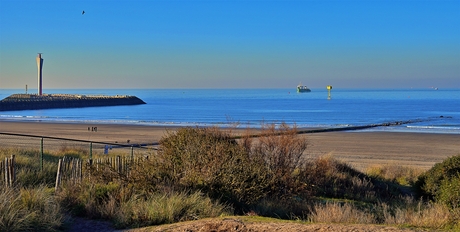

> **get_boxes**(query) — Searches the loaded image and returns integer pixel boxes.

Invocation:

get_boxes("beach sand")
[1,121,459,172]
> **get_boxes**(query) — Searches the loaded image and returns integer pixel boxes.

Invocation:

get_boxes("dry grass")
[56,181,231,229]
[113,191,231,228]
[309,202,376,224]
[367,163,424,186]
[382,199,454,229]
[0,185,64,232]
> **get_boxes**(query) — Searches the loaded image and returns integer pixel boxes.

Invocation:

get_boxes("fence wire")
[0,132,157,186]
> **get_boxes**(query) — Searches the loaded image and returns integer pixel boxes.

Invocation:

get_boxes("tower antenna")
[36,53,44,95]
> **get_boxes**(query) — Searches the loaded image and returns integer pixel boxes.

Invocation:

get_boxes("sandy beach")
[1,121,459,172]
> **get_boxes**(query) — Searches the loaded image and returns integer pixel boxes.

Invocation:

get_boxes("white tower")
[36,53,44,95]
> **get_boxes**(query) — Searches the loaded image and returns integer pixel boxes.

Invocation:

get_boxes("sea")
[1,88,459,134]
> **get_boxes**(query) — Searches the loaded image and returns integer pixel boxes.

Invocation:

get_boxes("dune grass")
[0,185,64,232]
[1,125,459,231]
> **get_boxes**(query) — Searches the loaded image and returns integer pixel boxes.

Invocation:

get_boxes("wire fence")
[0,132,157,186]
[0,132,157,154]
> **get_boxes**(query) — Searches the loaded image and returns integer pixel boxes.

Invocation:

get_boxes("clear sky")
[0,0,459,89]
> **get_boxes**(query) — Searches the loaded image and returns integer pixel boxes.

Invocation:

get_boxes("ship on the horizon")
[297,83,311,93]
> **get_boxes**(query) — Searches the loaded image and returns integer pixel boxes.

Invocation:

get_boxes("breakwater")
[231,119,432,140]
[0,94,146,111]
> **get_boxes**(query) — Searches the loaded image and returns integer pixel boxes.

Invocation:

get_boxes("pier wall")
[0,94,146,111]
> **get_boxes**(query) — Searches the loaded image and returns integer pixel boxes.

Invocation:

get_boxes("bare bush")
[240,123,310,199]
[157,127,271,206]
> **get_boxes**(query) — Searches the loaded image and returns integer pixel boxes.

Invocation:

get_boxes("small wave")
[406,125,460,130]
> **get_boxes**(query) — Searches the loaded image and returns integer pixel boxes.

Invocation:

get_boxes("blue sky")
[0,0,459,89]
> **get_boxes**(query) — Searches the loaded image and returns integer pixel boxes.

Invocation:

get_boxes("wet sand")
[1,121,459,171]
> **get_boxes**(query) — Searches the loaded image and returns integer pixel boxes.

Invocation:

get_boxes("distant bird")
[82,10,85,15]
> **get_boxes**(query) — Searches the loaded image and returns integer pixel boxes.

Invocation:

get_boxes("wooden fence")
[54,155,149,191]
[2,155,16,187]
[1,154,149,190]
[55,156,83,191]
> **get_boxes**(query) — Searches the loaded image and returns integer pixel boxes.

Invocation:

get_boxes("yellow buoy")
[327,85,332,99]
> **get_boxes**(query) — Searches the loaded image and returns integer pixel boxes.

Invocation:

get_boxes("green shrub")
[416,154,460,209]
[437,173,460,209]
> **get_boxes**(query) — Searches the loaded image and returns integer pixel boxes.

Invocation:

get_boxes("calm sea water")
[1,88,459,134]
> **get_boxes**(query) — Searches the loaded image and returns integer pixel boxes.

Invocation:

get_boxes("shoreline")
[1,117,458,134]
[1,120,459,172]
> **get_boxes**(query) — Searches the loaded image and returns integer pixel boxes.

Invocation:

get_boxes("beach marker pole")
[40,138,44,171]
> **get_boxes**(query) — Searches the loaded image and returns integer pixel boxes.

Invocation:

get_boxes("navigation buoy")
[327,85,332,100]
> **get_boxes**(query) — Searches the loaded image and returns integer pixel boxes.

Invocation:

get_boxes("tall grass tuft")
[382,199,452,229]
[0,186,64,232]
[309,202,376,224]
[113,191,231,229]
[56,179,231,230]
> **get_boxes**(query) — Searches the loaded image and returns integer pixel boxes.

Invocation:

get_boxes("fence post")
[131,146,134,162]
[4,155,16,188]
[9,155,15,187]
[89,142,93,165]
[40,137,44,171]
[4,157,9,188]
[55,158,62,192]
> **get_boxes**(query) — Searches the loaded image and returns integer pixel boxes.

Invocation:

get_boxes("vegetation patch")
[416,155,460,209]
[1,126,459,231]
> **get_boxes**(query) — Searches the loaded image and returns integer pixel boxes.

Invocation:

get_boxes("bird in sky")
[82,10,85,15]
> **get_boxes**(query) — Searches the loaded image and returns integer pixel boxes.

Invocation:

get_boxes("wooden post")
[4,155,16,187]
[117,156,122,174]
[89,142,93,165]
[78,158,82,183]
[4,157,9,188]
[9,155,15,187]
[131,146,134,163]
[55,159,62,192]
[40,138,44,171]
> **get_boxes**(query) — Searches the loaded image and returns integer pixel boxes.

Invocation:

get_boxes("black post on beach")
[40,138,44,171]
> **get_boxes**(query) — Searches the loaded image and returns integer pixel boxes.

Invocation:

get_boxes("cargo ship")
[0,93,146,111]
[297,83,311,93]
